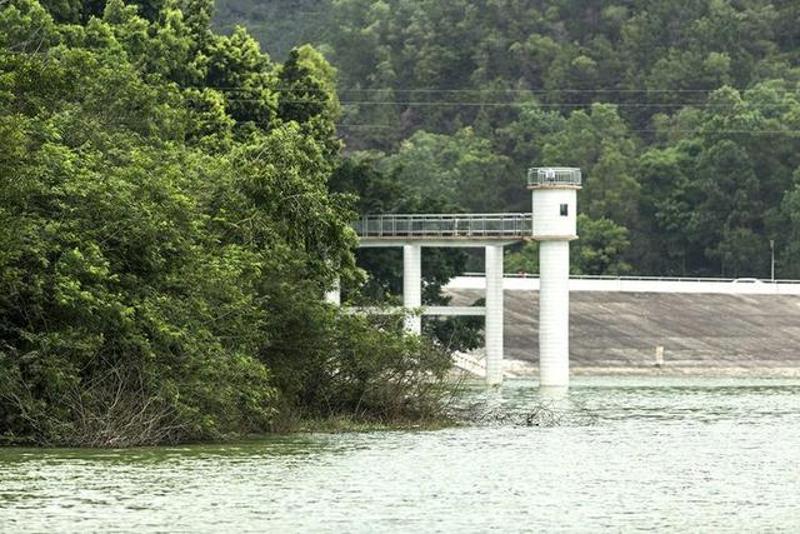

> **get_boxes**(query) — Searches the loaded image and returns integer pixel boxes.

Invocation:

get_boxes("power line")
[214,87,795,94]
[5,113,798,136]
[16,113,797,134]
[225,98,797,109]
[337,124,800,134]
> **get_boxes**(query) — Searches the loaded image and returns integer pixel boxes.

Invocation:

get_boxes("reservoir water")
[2,376,799,532]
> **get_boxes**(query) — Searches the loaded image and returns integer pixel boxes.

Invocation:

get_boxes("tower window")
[560,204,568,216]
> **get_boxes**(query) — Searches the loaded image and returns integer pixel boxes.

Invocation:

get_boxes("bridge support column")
[403,244,422,335]
[485,244,504,385]
[325,277,341,306]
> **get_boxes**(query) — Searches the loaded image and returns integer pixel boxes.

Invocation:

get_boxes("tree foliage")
[216,0,800,278]
[0,0,453,446]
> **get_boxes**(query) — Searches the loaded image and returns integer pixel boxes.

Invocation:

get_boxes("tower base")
[538,240,570,387]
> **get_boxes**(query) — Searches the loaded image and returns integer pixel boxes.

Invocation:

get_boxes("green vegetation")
[0,0,454,447]
[3,0,800,446]
[216,0,800,278]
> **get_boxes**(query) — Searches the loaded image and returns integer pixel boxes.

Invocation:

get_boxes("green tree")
[778,169,800,279]
[1,0,453,446]
[204,25,277,129]
[277,44,343,158]
[636,141,701,274]
[541,103,640,228]
[571,214,631,275]
[380,128,519,212]
[505,215,630,276]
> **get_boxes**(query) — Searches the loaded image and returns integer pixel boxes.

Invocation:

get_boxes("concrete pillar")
[529,166,581,389]
[539,240,570,387]
[403,244,422,335]
[485,244,504,385]
[324,278,341,306]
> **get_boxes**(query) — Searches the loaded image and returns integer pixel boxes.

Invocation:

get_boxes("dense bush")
[263,301,453,424]
[0,0,454,446]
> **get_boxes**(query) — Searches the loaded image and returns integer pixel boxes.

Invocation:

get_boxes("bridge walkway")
[355,213,531,247]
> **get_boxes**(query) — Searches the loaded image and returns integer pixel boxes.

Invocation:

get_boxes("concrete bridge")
[336,167,583,387]
[332,212,800,383]
[326,160,800,383]
[334,213,532,384]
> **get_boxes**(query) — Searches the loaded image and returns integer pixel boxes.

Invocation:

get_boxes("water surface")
[2,377,799,532]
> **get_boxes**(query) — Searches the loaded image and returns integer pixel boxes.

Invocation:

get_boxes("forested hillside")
[216,0,800,278]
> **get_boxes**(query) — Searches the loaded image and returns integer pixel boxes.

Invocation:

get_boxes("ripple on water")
[1,376,800,532]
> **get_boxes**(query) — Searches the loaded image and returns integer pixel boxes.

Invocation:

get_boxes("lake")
[2,377,799,532]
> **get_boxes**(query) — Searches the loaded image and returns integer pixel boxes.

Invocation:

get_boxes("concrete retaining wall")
[445,288,800,368]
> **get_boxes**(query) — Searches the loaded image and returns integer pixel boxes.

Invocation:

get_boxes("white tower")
[528,167,581,388]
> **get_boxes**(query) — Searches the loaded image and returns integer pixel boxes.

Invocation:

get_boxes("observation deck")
[355,213,532,247]
[527,167,582,189]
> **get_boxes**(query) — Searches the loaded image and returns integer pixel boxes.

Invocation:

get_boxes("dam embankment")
[445,284,800,373]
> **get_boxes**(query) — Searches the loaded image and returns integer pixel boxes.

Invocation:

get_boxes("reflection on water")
[2,377,800,532]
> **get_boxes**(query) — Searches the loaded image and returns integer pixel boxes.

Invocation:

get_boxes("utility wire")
[336,124,800,134]
[224,98,798,108]
[214,87,795,94]
[19,113,797,134]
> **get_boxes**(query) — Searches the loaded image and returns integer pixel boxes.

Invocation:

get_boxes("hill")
[214,0,800,281]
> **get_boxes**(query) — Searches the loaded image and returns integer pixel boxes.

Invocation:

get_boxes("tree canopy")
[0,0,451,446]
[215,0,800,278]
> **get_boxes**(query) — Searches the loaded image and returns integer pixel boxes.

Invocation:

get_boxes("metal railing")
[355,213,533,239]
[460,272,800,284]
[527,167,582,187]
